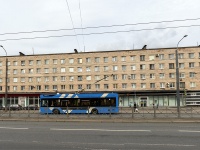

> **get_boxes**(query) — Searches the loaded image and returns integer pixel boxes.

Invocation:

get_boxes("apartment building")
[0,46,200,107]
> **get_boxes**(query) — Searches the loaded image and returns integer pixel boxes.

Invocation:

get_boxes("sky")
[0,0,200,56]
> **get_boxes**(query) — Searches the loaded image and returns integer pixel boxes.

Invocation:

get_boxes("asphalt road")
[0,121,200,150]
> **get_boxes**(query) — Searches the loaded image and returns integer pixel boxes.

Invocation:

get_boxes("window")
[86,57,91,63]
[180,72,185,78]
[113,74,118,80]
[21,69,25,74]
[130,55,136,61]
[28,77,33,82]
[69,67,74,72]
[95,75,100,80]
[178,53,184,59]
[78,76,82,81]
[77,67,82,72]
[45,85,49,91]
[150,83,155,88]
[190,82,196,88]
[53,76,58,81]
[29,60,33,65]
[122,65,126,71]
[21,86,25,91]
[95,66,100,72]
[104,57,108,62]
[86,84,91,89]
[69,76,74,81]
[159,73,165,79]
[113,65,118,71]
[36,77,41,82]
[36,60,41,65]
[13,61,18,66]
[13,78,18,83]
[159,63,164,69]
[140,55,145,61]
[78,58,82,64]
[52,68,57,73]
[169,82,175,88]
[189,72,196,78]
[21,61,25,66]
[104,66,108,71]
[130,74,136,80]
[180,82,185,88]
[149,55,155,61]
[189,53,194,59]
[169,63,174,69]
[131,83,136,89]
[21,77,25,82]
[86,75,91,80]
[169,54,174,59]
[149,64,155,70]
[104,75,109,80]
[61,85,65,90]
[179,63,184,69]
[44,68,49,73]
[44,59,49,65]
[140,74,146,80]
[69,58,74,64]
[29,68,34,74]
[122,74,127,80]
[189,62,195,68]
[121,56,126,61]
[112,56,117,62]
[61,67,66,73]
[69,85,74,90]
[95,57,100,63]
[0,70,2,74]
[95,84,100,89]
[150,73,155,79]
[13,69,17,75]
[61,76,66,81]
[169,73,175,78]
[86,66,91,72]
[159,54,164,60]
[160,82,165,88]
[104,84,109,89]
[36,68,41,73]
[140,64,145,70]
[44,77,49,82]
[113,83,118,89]
[60,59,65,64]
[141,83,146,88]
[36,85,41,90]
[78,84,83,90]
[13,86,17,91]
[131,65,136,70]
[53,59,57,64]
[122,83,127,89]
[53,85,57,90]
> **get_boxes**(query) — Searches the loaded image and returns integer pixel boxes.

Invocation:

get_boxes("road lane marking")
[127,143,195,147]
[50,128,151,132]
[179,130,200,133]
[0,127,28,130]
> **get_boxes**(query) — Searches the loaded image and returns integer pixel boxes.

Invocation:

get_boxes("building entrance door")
[140,97,147,107]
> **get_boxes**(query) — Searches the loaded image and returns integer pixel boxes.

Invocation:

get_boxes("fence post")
[153,105,156,118]
[132,106,134,119]
[9,106,11,118]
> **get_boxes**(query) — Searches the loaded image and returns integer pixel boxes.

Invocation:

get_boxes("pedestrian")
[134,102,137,112]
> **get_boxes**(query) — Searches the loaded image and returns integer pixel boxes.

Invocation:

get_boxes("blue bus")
[40,93,119,114]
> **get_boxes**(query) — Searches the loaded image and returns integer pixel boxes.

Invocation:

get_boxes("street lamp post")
[176,35,188,118]
[0,45,8,110]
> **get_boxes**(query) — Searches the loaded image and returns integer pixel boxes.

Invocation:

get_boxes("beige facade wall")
[0,46,200,93]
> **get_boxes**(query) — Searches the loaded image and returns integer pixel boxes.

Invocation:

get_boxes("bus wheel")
[53,109,60,114]
[91,109,98,114]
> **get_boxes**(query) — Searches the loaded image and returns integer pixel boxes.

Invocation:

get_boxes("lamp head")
[184,35,188,38]
[0,45,3,47]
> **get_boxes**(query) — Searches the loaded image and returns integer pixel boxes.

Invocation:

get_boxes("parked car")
[26,104,39,110]
[7,104,23,110]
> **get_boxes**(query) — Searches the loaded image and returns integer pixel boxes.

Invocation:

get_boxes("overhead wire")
[0,17,200,36]
[0,24,200,42]
[65,0,81,50]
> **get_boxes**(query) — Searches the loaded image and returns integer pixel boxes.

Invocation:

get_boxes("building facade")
[0,46,200,107]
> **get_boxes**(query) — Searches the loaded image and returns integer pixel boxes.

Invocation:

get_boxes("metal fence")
[0,106,200,120]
